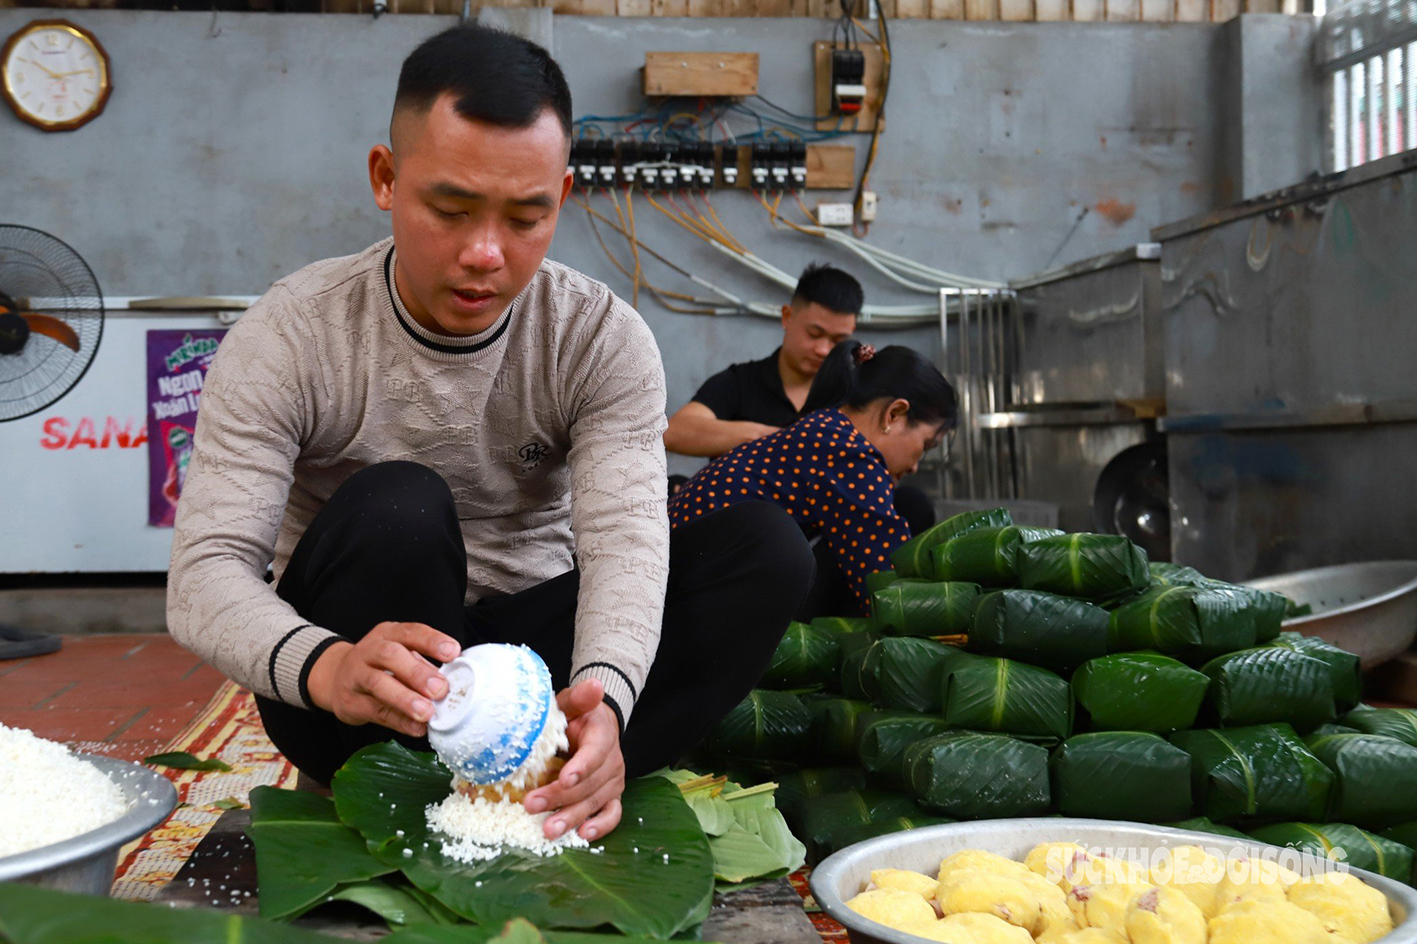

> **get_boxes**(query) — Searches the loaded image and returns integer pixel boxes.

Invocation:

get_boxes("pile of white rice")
[428,699,588,863]
[0,723,131,859]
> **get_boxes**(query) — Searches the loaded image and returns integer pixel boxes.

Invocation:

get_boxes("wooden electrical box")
[805,145,856,190]
[643,52,759,98]
[813,41,887,133]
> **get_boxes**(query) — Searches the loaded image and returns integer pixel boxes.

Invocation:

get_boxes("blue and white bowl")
[427,643,554,785]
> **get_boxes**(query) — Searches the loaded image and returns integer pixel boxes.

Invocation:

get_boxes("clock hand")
[57,68,94,78]
[17,56,63,79]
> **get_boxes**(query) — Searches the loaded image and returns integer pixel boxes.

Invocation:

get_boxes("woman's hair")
[803,340,959,428]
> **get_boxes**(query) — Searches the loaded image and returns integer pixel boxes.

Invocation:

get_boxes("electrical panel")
[570,140,837,192]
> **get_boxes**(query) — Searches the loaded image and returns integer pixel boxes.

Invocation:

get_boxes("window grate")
[1320,0,1417,171]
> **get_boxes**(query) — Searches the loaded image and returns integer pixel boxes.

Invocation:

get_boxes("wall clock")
[2,20,112,132]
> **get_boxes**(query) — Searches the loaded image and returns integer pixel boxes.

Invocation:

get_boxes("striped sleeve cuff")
[269,624,344,710]
[571,662,639,733]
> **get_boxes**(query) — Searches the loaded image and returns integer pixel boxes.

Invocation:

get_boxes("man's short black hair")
[791,263,864,316]
[393,25,573,142]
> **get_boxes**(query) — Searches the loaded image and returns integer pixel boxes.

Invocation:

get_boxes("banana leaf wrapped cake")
[970,589,1111,672]
[877,636,976,713]
[1248,822,1414,882]
[1169,723,1334,824]
[941,655,1073,741]
[856,710,953,789]
[1018,533,1150,602]
[1050,732,1193,823]
[871,581,981,637]
[804,696,874,763]
[706,689,812,763]
[759,621,841,691]
[1200,646,1337,732]
[1268,631,1363,713]
[1071,651,1210,733]
[891,507,1013,578]
[927,525,1063,586]
[1109,585,1259,663]
[905,731,1051,819]
[1303,730,1417,829]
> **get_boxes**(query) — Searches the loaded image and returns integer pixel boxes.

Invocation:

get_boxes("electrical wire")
[851,0,890,237]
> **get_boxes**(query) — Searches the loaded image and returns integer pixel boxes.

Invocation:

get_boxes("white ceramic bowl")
[427,643,553,785]
[809,818,1417,944]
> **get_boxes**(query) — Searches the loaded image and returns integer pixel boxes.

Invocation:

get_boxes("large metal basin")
[1245,560,1417,669]
[0,753,178,895]
[810,818,1417,944]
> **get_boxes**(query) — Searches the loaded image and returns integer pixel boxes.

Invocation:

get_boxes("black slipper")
[0,624,62,660]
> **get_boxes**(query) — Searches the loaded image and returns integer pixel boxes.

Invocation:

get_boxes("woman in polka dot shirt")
[669,340,958,616]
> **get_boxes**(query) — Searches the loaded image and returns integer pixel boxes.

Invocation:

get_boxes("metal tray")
[0,753,178,895]
[809,818,1417,944]
[1245,560,1417,669]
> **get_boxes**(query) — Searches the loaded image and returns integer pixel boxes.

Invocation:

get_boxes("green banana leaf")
[1200,647,1337,732]
[247,786,397,921]
[804,696,874,762]
[871,581,981,637]
[1267,631,1363,713]
[905,731,1051,819]
[1149,562,1207,586]
[811,616,873,636]
[759,622,842,691]
[941,656,1073,740]
[969,590,1111,672]
[331,742,715,938]
[1050,732,1193,823]
[0,884,346,944]
[1108,585,1258,664]
[856,710,954,789]
[1071,652,1210,733]
[1018,533,1150,602]
[1168,724,1334,825]
[839,638,884,702]
[706,689,813,763]
[1248,822,1415,881]
[1145,563,1289,642]
[1303,732,1417,830]
[1163,817,1253,841]
[865,570,930,595]
[309,881,461,926]
[706,782,806,885]
[775,767,868,826]
[877,637,977,713]
[385,917,705,944]
[798,789,925,863]
[928,526,1064,586]
[1341,706,1417,746]
[830,814,955,850]
[1380,821,1417,884]
[891,507,1013,578]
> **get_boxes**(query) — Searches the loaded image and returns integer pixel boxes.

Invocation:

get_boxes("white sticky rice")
[429,698,588,863]
[0,723,132,858]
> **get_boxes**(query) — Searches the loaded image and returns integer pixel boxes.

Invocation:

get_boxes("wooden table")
[155,810,821,944]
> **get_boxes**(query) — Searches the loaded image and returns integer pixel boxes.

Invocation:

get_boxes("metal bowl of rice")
[809,818,1417,944]
[0,752,178,895]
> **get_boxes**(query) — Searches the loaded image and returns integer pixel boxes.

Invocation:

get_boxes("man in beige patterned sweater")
[167,25,813,842]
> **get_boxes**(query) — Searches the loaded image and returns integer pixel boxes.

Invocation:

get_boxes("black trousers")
[255,461,815,785]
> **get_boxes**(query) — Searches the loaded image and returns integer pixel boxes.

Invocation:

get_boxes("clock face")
[2,21,111,132]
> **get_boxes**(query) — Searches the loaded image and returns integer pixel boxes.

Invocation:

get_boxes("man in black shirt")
[664,264,861,458]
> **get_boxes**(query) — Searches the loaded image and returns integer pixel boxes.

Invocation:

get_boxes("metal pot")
[809,818,1417,944]
[1244,560,1417,669]
[0,753,178,895]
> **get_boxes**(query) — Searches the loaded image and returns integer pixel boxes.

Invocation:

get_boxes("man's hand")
[735,421,781,446]
[524,678,626,842]
[306,622,460,737]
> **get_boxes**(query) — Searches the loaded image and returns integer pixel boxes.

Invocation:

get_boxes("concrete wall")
[1,10,1284,476]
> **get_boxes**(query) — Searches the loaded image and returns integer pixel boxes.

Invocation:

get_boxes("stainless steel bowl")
[810,818,1417,944]
[0,753,178,895]
[1245,560,1417,668]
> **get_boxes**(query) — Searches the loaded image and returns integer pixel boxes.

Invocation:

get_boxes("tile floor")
[0,634,225,762]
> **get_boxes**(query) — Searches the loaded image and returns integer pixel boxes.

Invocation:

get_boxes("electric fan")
[0,224,104,422]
